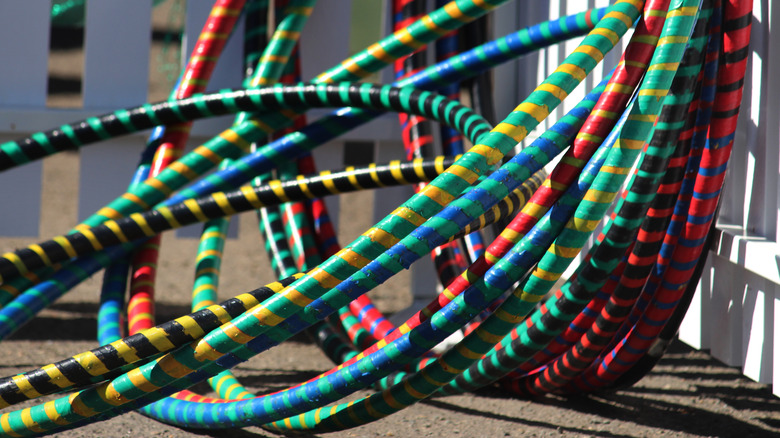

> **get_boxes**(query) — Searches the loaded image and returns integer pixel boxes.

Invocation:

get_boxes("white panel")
[0,2,49,107]
[710,256,745,366]
[77,137,146,223]
[0,137,42,236]
[490,0,520,121]
[83,0,152,108]
[299,0,351,82]
[0,2,50,235]
[774,287,780,397]
[742,279,774,384]
[712,226,780,286]
[79,1,153,228]
[679,258,714,350]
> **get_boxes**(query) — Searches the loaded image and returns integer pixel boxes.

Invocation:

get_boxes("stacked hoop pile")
[0,0,751,435]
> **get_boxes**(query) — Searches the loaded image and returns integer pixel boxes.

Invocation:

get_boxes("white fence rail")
[0,0,775,397]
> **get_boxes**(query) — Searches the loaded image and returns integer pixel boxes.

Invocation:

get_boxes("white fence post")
[0,2,50,236]
[78,1,153,224]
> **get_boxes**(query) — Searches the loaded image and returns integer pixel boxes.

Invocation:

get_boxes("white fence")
[0,0,775,397]
[0,0,406,237]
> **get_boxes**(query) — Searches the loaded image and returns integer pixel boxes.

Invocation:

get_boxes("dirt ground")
[1,318,779,437]
[0,3,777,437]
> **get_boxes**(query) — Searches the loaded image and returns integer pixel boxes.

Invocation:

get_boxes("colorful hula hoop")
[0,0,754,435]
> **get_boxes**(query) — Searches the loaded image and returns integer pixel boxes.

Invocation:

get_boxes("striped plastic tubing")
[0,80,493,411]
[0,1,757,436]
[125,0,249,340]
[494,0,702,397]
[0,0,247,357]
[0,83,490,282]
[0,10,607,325]
[0,8,509,347]
[188,160,251,402]
[160,1,314,406]
[504,2,712,396]
[0,160,520,410]
[248,65,610,405]
[559,2,719,392]
[373,117,620,394]
[71,0,510,231]
[0,0,596,384]
[603,2,726,388]
[164,6,608,221]
[582,0,752,389]
[0,83,485,347]
[287,169,546,391]
[438,94,636,396]
[126,174,544,430]
[245,3,638,427]
[184,45,628,428]
[0,165,543,431]
[0,4,602,206]
[0,275,300,409]
[508,2,723,387]
[502,0,670,255]
[315,76,611,394]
